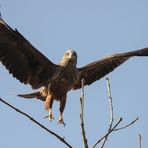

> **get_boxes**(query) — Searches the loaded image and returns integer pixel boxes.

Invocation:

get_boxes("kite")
[0,17,148,124]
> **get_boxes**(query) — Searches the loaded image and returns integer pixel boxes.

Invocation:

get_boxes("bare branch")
[99,77,115,147]
[139,134,142,148]
[106,77,114,130]
[93,118,123,148]
[81,79,85,118]
[114,117,139,131]
[80,79,88,148]
[0,97,72,148]
[93,77,139,148]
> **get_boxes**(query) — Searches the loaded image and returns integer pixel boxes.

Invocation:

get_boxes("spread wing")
[73,47,148,89]
[0,17,59,89]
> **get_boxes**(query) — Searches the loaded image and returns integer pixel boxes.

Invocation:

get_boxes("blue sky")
[0,0,148,147]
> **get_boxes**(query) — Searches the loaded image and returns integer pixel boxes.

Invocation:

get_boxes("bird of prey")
[0,17,148,124]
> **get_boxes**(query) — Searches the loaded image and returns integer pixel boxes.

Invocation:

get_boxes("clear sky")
[0,0,148,148]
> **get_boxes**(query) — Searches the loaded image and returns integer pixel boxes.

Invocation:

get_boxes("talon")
[48,109,54,121]
[43,114,54,120]
[43,115,49,118]
[43,109,54,122]
[58,115,66,126]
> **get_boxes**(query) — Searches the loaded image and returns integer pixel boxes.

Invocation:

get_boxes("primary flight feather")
[0,16,148,124]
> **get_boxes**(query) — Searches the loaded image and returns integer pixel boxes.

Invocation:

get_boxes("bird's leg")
[44,94,54,121]
[48,108,53,121]
[58,96,66,126]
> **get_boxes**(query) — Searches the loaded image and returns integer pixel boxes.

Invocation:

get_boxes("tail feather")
[18,92,46,101]
[18,92,39,99]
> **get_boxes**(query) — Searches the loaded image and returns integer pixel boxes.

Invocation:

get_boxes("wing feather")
[73,48,148,89]
[0,18,59,89]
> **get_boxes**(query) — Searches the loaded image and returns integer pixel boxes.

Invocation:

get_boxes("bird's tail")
[18,92,39,99]
[18,87,48,101]
[18,91,46,101]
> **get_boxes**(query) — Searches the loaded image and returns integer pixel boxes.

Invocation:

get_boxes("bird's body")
[0,16,148,124]
[47,62,79,123]
[19,50,80,124]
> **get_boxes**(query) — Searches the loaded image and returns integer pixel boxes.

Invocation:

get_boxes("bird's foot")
[43,109,54,122]
[49,113,54,122]
[48,109,54,122]
[43,114,54,121]
[58,115,65,126]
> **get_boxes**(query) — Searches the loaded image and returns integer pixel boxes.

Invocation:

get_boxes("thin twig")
[81,79,85,119]
[139,134,142,148]
[106,77,114,130]
[114,117,139,131]
[93,118,123,148]
[100,78,114,147]
[80,79,88,148]
[0,97,72,148]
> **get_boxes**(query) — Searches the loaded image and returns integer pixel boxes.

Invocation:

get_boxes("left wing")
[73,47,148,89]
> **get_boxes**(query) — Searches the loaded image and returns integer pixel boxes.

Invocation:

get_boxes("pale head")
[60,49,77,66]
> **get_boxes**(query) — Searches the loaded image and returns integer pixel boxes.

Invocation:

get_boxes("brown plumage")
[0,16,148,124]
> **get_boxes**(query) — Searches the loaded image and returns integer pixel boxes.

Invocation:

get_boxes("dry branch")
[106,77,114,130]
[100,77,114,147]
[93,118,123,148]
[0,97,72,148]
[80,79,88,148]
[93,78,139,148]
[114,117,139,131]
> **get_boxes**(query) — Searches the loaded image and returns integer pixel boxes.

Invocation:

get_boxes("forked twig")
[0,98,72,148]
[100,77,114,147]
[114,117,139,131]
[93,78,139,148]
[80,79,88,148]
[93,118,123,148]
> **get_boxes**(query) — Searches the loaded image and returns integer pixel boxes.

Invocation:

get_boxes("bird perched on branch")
[0,16,148,125]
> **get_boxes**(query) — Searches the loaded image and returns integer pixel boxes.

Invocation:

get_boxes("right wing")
[0,17,59,89]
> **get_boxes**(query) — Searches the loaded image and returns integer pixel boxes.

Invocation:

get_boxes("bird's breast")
[48,66,79,99]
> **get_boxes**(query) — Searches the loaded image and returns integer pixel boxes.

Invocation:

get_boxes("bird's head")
[60,49,77,66]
